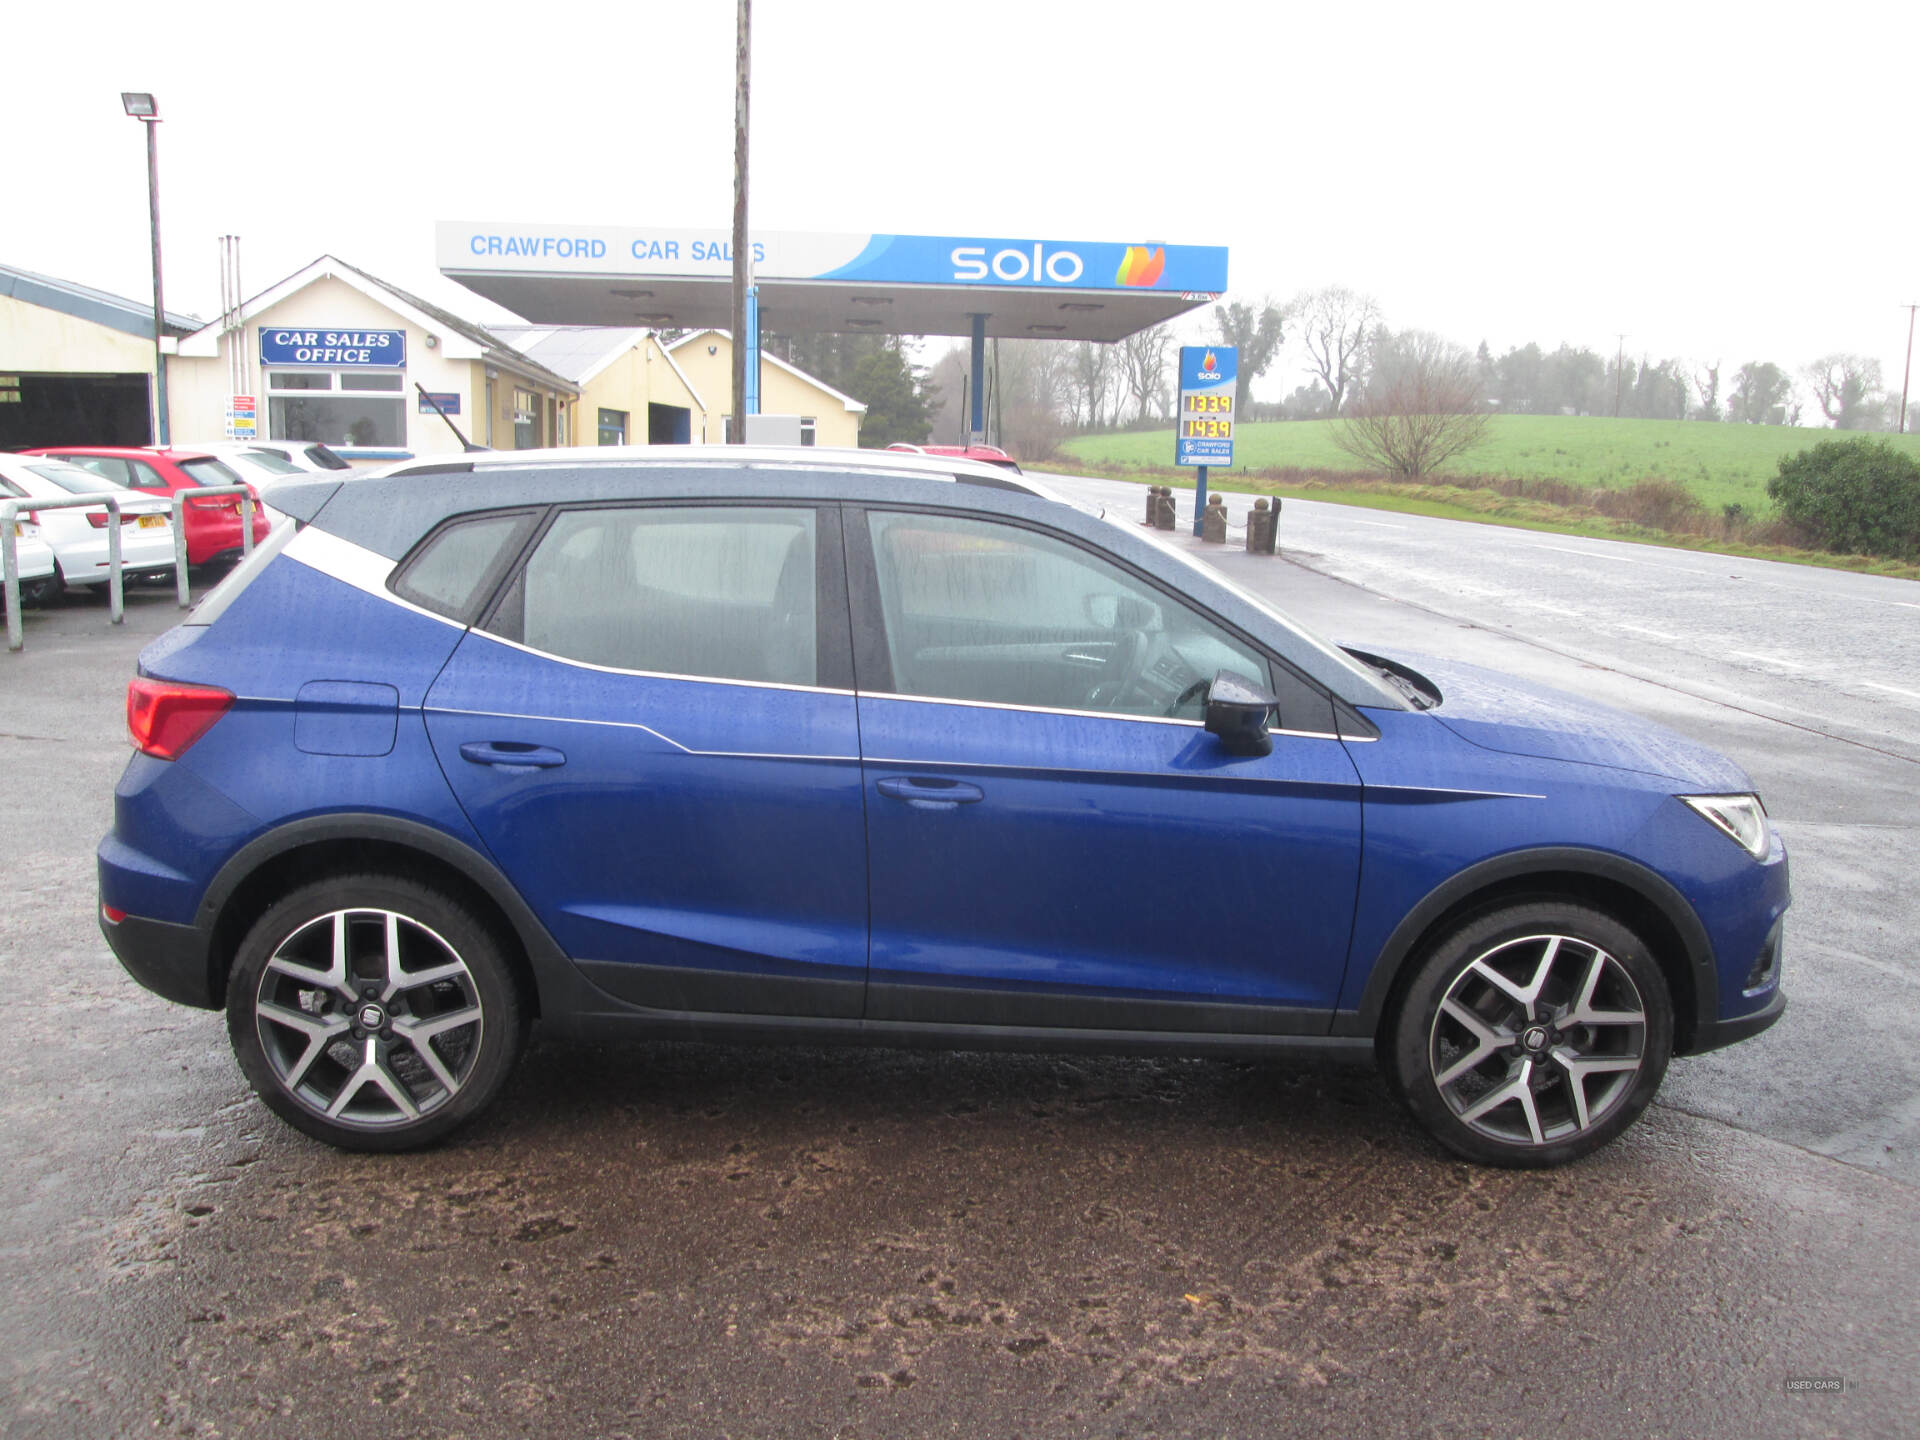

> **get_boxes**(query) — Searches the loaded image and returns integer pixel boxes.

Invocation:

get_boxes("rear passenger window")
[392,512,535,621]
[488,506,817,687]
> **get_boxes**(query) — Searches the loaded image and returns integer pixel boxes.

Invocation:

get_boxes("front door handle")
[875,775,984,811]
[459,741,567,771]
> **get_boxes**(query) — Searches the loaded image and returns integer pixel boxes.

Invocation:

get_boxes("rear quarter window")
[390,511,539,622]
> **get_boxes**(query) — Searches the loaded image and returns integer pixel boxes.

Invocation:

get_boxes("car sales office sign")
[259,328,406,368]
[1175,346,1236,467]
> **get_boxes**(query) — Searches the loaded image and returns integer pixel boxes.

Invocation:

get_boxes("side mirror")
[1204,670,1276,757]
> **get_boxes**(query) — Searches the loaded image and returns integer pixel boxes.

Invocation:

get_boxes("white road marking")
[1730,651,1806,670]
[1619,624,1683,641]
[1536,544,1651,565]
[1861,682,1920,703]
[1335,517,1410,530]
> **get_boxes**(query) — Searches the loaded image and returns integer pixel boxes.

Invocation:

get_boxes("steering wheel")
[1086,629,1174,712]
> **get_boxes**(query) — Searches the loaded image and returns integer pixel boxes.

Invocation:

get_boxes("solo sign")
[1175,346,1236,467]
[259,328,406,368]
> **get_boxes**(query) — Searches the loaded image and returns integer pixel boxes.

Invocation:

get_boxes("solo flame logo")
[1201,350,1217,374]
[1115,246,1166,287]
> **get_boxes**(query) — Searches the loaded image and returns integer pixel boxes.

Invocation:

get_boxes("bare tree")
[1692,360,1721,421]
[1067,341,1117,429]
[993,340,1074,458]
[1333,329,1491,479]
[1210,298,1286,413]
[1117,321,1175,423]
[1294,286,1380,414]
[1802,354,1886,430]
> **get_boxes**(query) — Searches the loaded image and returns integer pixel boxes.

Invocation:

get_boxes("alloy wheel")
[1428,933,1648,1147]
[253,908,486,1127]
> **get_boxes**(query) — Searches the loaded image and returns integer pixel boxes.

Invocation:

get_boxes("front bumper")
[1685,987,1787,1054]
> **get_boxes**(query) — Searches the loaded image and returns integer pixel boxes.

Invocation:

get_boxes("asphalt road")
[2,514,1916,1440]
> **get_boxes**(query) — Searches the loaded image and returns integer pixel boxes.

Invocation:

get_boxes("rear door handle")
[876,775,984,811]
[459,741,567,771]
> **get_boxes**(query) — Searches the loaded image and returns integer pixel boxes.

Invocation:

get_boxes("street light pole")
[1900,303,1917,436]
[728,0,750,443]
[122,93,169,446]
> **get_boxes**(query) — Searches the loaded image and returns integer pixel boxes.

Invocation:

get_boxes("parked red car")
[886,442,1023,475]
[25,446,270,566]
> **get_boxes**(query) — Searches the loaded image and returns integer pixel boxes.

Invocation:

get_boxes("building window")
[721,415,732,444]
[598,408,628,445]
[267,369,404,448]
[484,374,496,447]
[800,416,817,447]
[555,401,569,447]
[513,388,539,449]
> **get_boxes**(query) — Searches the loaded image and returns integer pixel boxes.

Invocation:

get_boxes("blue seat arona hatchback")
[97,451,1788,1165]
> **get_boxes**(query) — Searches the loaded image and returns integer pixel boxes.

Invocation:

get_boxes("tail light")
[127,677,234,760]
[187,494,228,510]
[87,511,111,529]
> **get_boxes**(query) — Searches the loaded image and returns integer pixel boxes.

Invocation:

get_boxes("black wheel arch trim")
[197,812,603,1017]
[1332,846,1719,1051]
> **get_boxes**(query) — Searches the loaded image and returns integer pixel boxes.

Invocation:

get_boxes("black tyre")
[226,874,527,1152]
[1389,901,1672,1168]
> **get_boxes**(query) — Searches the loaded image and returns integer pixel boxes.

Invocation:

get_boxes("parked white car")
[2,511,60,606]
[174,442,313,481]
[183,440,350,474]
[0,454,176,591]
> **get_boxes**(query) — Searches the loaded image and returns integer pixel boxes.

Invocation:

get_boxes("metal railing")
[171,484,258,608]
[2,494,128,652]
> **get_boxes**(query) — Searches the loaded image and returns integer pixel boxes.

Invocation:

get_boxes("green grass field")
[1060,415,1920,514]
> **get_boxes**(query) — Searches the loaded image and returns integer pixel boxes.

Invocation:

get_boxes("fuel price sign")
[1175,346,1236,467]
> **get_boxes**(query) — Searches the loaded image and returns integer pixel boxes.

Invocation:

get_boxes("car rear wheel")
[226,875,526,1152]
[1389,901,1672,1167]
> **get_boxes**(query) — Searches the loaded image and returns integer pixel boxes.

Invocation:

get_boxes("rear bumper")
[182,509,271,565]
[99,907,220,1009]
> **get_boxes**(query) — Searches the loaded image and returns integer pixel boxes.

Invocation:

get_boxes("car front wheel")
[1389,901,1673,1167]
[226,875,526,1151]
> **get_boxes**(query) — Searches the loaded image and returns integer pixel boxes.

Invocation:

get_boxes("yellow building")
[0,262,199,448]
[488,327,709,445]
[665,330,866,447]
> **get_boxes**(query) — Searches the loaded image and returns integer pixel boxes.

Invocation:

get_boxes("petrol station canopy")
[436,222,1229,344]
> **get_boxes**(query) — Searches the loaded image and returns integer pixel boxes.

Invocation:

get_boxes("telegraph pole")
[1900,304,1917,435]
[728,0,751,442]
[1613,334,1626,418]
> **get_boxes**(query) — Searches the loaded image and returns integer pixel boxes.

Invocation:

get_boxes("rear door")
[424,501,869,1018]
[848,505,1365,1033]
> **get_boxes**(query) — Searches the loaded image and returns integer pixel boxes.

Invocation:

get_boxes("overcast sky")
[5,0,1916,404]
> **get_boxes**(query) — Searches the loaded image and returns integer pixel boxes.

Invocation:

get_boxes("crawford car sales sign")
[259,328,406,368]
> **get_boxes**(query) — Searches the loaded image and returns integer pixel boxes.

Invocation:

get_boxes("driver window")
[866,510,1268,719]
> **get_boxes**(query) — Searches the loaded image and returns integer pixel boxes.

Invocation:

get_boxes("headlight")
[1680,793,1770,859]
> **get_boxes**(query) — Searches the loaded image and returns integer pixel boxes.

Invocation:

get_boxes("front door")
[425,502,868,1018]
[849,507,1364,1033]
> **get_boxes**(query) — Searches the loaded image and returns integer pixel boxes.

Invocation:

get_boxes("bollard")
[1152,486,1177,531]
[1200,493,1228,544]
[1144,485,1160,527]
[1246,496,1281,555]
